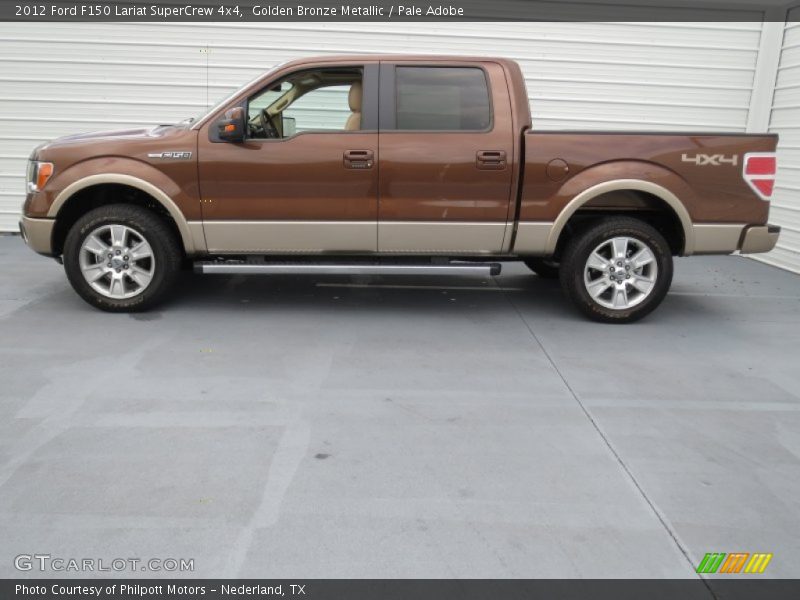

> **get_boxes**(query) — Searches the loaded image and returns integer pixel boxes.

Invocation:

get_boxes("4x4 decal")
[681,153,738,167]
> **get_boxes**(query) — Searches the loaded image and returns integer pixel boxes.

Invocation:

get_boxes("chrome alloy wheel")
[583,236,658,310]
[78,224,155,299]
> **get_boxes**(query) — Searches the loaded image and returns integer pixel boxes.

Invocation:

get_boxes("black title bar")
[4,579,800,600]
[2,0,799,22]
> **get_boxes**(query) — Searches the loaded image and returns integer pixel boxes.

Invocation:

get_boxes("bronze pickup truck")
[20,55,780,322]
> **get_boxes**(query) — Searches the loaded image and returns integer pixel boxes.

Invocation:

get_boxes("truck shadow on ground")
[159,270,719,325]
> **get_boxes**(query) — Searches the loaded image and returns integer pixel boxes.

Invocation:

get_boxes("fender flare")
[49,173,197,254]
[546,179,695,255]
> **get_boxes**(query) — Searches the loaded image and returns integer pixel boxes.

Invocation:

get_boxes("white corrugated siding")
[0,21,763,234]
[758,15,800,274]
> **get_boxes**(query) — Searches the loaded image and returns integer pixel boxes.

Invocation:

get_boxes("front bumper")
[19,216,55,256]
[740,224,780,255]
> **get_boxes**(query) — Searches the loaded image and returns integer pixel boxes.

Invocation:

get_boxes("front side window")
[395,67,491,131]
[247,67,363,139]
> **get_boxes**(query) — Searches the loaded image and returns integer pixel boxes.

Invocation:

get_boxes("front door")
[377,62,515,254]
[197,63,379,253]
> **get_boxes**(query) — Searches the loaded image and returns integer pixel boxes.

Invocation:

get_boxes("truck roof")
[280,54,520,67]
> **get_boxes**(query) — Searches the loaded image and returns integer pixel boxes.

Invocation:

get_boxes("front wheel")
[559,217,673,323]
[63,204,182,312]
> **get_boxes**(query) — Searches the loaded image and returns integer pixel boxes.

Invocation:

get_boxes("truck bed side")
[514,132,779,256]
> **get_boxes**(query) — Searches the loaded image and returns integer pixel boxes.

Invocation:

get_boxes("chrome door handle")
[344,149,374,169]
[476,150,506,170]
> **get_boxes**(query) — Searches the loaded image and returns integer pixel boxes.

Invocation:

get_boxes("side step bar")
[194,261,502,277]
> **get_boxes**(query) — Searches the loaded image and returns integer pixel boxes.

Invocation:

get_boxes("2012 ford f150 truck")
[20,55,781,322]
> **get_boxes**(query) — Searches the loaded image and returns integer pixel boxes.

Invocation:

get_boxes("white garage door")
[0,21,763,235]
[760,15,800,274]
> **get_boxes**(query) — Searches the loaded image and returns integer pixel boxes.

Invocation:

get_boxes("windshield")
[184,64,285,126]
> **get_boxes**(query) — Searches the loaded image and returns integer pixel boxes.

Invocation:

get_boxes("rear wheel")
[559,217,673,323]
[524,257,560,279]
[63,204,181,312]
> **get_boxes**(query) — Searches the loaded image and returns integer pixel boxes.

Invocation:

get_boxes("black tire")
[559,217,673,323]
[63,204,182,312]
[524,257,560,279]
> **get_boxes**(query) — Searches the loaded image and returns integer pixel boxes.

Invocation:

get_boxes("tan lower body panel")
[691,224,746,255]
[378,221,506,254]
[513,222,555,255]
[196,220,765,257]
[186,221,207,255]
[19,216,55,255]
[740,224,780,254]
[514,221,753,257]
[202,221,377,253]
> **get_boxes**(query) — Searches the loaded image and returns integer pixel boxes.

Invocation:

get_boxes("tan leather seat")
[345,81,362,131]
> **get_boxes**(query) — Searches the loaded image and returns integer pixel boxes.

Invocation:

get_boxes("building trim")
[747,11,788,133]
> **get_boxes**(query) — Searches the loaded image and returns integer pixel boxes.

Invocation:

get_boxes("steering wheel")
[259,110,280,139]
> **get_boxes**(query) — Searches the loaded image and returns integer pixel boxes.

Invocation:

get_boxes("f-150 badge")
[147,151,192,160]
[682,153,738,166]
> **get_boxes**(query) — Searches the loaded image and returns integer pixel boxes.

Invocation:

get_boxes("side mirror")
[217,106,245,142]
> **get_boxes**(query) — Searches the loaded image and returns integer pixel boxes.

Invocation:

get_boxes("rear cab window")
[394,66,492,131]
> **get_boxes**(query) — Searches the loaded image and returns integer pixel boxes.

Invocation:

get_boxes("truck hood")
[32,124,192,158]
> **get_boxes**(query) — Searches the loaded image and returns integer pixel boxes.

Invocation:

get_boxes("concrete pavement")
[0,234,798,579]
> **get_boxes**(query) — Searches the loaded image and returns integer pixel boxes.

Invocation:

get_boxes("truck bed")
[519,131,778,225]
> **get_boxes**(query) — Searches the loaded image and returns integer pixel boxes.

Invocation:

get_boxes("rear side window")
[395,67,491,131]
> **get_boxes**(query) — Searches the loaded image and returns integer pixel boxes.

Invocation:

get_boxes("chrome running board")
[194,261,501,277]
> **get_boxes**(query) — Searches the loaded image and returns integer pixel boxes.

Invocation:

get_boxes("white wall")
[760,14,800,274]
[0,20,785,261]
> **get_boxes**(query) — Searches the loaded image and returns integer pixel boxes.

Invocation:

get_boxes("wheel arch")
[49,174,199,256]
[547,179,695,256]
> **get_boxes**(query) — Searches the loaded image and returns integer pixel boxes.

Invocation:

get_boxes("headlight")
[27,161,54,193]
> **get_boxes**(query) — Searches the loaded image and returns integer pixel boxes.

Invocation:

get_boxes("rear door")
[377,61,515,253]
